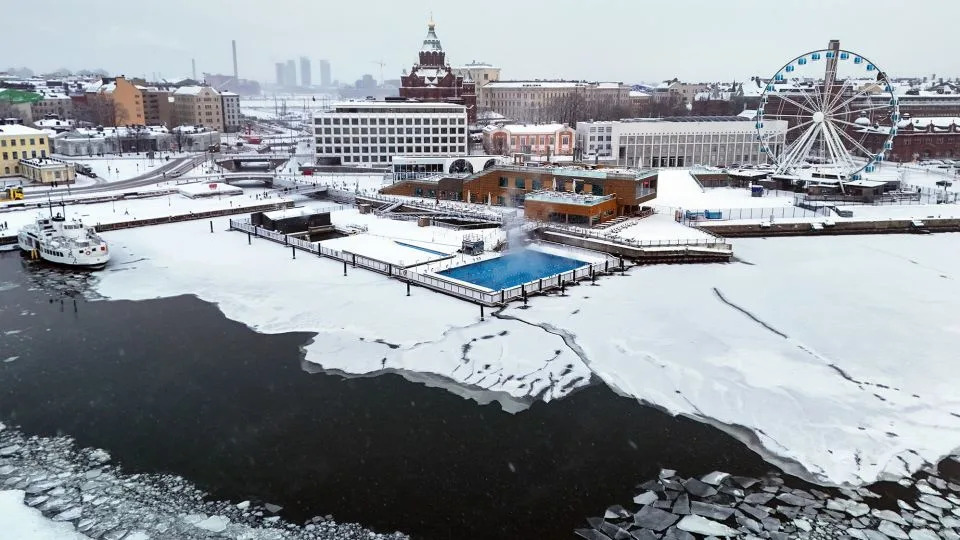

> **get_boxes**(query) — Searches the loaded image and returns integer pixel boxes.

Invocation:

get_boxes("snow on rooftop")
[261,206,325,220]
[173,85,217,96]
[495,123,567,134]
[0,124,46,136]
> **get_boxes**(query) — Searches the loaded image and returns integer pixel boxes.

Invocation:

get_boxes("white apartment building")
[477,80,629,123]
[576,116,788,168]
[313,101,468,166]
[221,91,241,133]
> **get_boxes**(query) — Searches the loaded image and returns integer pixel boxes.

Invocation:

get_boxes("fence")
[540,222,732,251]
[228,218,620,305]
[680,205,831,224]
[358,193,504,223]
[796,190,951,206]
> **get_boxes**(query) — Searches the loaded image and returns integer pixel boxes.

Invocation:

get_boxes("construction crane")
[371,60,386,86]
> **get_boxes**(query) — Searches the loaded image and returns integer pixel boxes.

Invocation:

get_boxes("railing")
[540,222,732,251]
[680,205,831,224]
[358,193,504,223]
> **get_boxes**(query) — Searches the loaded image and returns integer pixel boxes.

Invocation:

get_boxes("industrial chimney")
[232,40,239,81]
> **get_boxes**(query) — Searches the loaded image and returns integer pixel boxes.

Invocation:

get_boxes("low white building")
[52,125,220,156]
[576,116,788,168]
[313,100,468,167]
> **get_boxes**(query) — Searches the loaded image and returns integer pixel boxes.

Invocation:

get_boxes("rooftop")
[0,124,46,136]
[524,190,616,206]
[327,100,467,113]
[20,157,70,168]
[173,85,218,96]
[492,123,569,134]
[483,80,624,90]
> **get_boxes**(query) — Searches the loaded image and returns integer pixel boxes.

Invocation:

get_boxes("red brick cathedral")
[399,19,477,123]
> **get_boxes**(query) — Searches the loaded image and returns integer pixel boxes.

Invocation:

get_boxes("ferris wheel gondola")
[757,46,899,186]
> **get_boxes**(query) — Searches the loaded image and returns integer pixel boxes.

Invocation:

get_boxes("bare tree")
[81,95,118,127]
[0,101,23,122]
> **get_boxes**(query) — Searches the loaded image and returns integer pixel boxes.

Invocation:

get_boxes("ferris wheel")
[756,45,899,182]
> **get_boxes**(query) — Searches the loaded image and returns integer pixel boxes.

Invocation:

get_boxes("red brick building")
[380,165,658,219]
[399,19,477,123]
[861,116,960,162]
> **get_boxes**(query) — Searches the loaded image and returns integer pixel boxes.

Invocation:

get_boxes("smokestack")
[232,40,238,81]
[191,58,196,80]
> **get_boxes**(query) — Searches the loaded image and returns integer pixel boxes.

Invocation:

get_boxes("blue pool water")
[439,250,588,290]
[394,241,449,257]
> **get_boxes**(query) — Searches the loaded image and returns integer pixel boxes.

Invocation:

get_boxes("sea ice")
[676,514,739,537]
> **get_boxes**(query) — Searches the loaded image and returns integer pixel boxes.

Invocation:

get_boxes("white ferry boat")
[17,212,110,269]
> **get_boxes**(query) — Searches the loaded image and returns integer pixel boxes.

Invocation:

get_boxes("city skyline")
[3,0,958,86]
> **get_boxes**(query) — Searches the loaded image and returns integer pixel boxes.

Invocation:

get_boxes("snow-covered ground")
[604,213,717,243]
[0,490,89,540]
[0,188,288,232]
[835,203,960,220]
[884,163,960,193]
[66,157,163,181]
[91,200,960,487]
[651,169,795,211]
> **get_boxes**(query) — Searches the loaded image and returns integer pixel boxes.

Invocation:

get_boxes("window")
[515,178,525,189]
[19,139,25,146]
[496,195,505,205]
[12,152,17,159]
[498,176,508,187]
[1,152,6,160]
[0,140,5,147]
[532,179,542,190]
[29,138,35,145]
[10,139,16,147]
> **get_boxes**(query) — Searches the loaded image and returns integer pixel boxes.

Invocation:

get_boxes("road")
[22,156,204,200]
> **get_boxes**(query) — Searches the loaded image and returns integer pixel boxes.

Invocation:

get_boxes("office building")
[477,80,630,123]
[300,57,311,87]
[313,100,468,166]
[575,116,788,168]
[319,59,331,88]
[285,59,297,87]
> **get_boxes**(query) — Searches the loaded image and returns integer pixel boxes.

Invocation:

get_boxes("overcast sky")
[7,0,956,85]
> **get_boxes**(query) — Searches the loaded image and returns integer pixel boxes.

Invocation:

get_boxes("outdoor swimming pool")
[438,250,589,290]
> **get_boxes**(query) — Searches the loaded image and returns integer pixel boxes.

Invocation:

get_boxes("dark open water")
[0,251,782,539]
